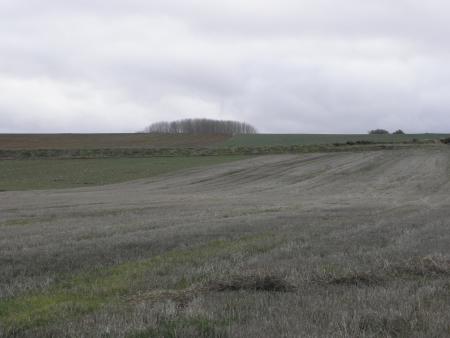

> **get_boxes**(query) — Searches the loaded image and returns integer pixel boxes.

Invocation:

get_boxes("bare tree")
[144,119,257,135]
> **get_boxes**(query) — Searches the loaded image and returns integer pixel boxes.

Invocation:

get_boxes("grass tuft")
[359,315,414,337]
[314,271,383,287]
[394,254,450,277]
[128,315,229,338]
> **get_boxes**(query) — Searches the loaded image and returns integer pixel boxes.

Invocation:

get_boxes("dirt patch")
[206,274,296,292]
[129,274,295,305]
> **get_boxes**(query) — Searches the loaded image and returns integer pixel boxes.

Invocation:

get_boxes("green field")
[2,133,449,152]
[0,156,247,191]
[222,133,450,147]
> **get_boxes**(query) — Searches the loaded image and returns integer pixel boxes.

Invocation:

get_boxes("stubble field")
[1,147,450,337]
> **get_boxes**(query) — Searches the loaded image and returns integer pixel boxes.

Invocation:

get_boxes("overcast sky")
[1,0,450,133]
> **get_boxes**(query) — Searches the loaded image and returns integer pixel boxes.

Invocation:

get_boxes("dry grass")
[316,271,384,287]
[2,149,450,337]
[395,254,450,277]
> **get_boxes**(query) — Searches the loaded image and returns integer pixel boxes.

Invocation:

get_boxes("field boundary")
[0,143,426,160]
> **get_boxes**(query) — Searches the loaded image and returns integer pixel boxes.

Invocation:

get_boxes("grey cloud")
[1,0,450,133]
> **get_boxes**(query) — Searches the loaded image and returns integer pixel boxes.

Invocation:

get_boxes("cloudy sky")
[1,0,449,133]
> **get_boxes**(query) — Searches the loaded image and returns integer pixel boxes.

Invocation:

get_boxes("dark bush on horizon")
[393,129,405,135]
[368,129,390,135]
[144,118,257,135]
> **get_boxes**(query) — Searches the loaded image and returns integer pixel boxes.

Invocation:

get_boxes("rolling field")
[1,147,450,337]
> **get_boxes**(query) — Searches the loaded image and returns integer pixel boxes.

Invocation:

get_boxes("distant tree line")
[368,129,405,135]
[144,118,257,135]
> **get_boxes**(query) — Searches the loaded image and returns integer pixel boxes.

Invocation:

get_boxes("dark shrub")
[368,129,389,135]
[393,129,405,134]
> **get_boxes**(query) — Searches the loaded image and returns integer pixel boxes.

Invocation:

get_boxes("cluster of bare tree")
[144,118,257,135]
[368,129,405,135]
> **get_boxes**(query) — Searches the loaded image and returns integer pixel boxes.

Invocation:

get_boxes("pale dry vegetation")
[1,148,450,337]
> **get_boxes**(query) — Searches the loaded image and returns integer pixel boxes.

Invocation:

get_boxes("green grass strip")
[0,232,284,334]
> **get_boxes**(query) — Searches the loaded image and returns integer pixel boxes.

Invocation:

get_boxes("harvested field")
[1,148,450,337]
[0,133,230,150]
